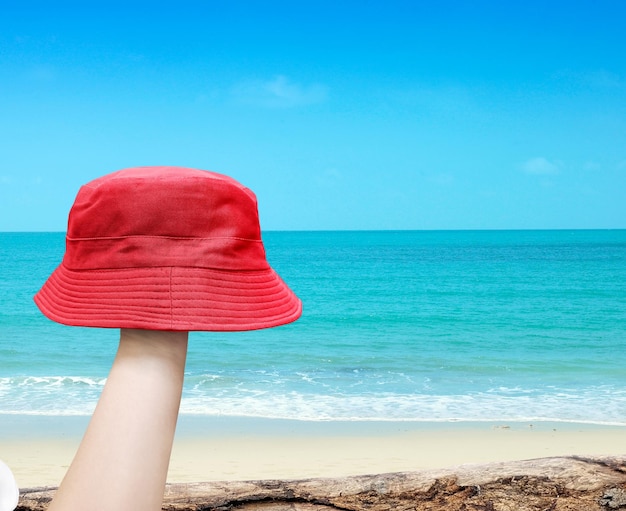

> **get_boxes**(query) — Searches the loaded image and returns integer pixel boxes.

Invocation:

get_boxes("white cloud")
[521,157,562,176]
[585,69,624,88]
[232,75,328,108]
[583,161,601,171]
[0,175,44,186]
[395,85,475,112]
[552,69,625,89]
[27,64,56,82]
[427,173,455,186]
[314,168,342,188]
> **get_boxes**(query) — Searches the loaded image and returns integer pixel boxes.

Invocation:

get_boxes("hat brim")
[34,264,302,331]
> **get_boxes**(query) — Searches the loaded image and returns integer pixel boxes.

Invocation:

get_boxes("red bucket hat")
[34,166,302,331]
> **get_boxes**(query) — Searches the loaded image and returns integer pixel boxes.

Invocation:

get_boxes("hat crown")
[63,166,269,271]
[69,166,261,240]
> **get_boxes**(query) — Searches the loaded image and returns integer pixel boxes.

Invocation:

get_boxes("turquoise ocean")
[1,230,625,425]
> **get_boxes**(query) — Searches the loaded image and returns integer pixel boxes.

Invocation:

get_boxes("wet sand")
[2,415,624,488]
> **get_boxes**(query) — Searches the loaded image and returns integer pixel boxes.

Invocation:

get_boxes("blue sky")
[2,0,625,231]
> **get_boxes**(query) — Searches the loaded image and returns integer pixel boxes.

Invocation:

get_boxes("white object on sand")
[0,460,18,511]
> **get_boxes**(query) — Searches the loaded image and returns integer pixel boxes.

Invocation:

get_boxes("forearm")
[49,329,188,511]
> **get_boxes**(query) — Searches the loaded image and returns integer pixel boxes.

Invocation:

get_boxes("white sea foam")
[177,387,626,425]
[1,375,625,425]
[0,376,103,416]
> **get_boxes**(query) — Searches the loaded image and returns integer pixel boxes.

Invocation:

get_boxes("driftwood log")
[17,455,626,511]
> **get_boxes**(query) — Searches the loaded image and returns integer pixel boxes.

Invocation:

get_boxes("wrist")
[118,329,189,364]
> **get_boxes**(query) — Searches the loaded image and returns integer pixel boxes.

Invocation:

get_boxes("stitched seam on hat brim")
[51,277,286,292]
[44,288,294,304]
[47,282,289,297]
[42,296,298,318]
[43,299,300,316]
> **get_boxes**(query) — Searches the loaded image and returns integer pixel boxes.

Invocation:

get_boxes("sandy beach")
[2,415,624,489]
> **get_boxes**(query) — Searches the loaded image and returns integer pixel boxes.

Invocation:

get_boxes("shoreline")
[1,415,625,489]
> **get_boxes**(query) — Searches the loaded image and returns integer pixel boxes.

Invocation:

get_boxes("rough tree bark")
[16,455,626,511]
